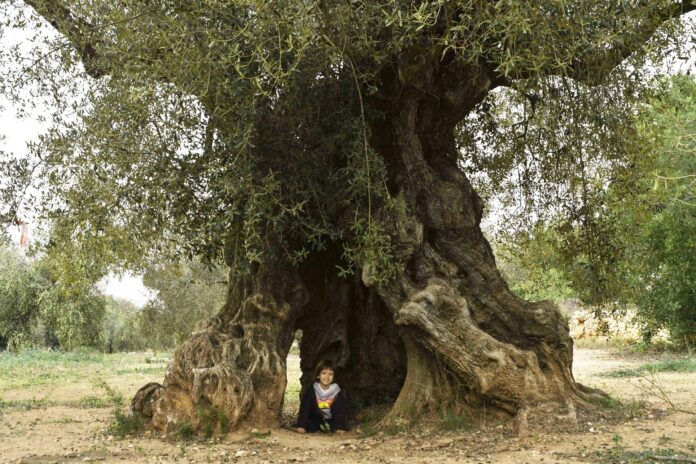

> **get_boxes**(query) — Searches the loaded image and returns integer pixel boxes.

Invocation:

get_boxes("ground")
[0,347,694,464]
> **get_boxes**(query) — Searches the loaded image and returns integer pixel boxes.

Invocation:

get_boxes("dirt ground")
[1,348,694,464]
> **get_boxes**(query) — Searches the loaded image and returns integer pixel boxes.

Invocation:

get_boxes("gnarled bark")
[363,57,599,427]
[133,259,309,432]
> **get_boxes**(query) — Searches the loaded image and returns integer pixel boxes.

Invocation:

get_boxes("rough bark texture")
[133,259,310,432]
[363,56,599,426]
[295,247,406,410]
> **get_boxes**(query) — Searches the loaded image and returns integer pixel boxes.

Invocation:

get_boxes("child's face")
[318,368,334,387]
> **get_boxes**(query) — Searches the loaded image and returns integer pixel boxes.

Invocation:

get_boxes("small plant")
[93,379,125,407]
[109,410,144,438]
[198,405,230,438]
[176,421,195,441]
[252,430,271,439]
[441,411,473,431]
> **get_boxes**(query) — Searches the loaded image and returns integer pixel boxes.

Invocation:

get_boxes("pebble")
[235,450,249,458]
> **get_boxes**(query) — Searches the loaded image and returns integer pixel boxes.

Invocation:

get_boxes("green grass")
[601,358,696,378]
[571,447,696,464]
[0,394,122,411]
[109,409,145,438]
[0,350,167,392]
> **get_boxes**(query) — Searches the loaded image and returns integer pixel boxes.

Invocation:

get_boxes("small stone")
[235,450,249,458]
[251,428,259,434]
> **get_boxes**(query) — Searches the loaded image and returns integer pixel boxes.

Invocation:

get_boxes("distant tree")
[139,259,227,351]
[497,75,696,345]
[103,296,147,353]
[0,245,44,350]
[621,76,696,344]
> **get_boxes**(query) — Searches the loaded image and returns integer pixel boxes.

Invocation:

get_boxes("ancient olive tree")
[2,0,693,432]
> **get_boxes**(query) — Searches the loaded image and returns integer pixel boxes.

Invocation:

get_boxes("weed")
[92,379,125,407]
[440,411,474,431]
[108,410,144,438]
[198,405,230,438]
[176,421,195,441]
[252,430,271,439]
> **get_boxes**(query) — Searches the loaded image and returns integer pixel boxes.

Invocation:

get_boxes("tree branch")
[23,0,106,78]
[567,1,696,86]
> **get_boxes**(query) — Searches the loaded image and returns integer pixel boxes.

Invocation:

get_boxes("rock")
[235,450,249,458]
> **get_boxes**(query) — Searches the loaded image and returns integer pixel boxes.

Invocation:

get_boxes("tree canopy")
[1,1,693,275]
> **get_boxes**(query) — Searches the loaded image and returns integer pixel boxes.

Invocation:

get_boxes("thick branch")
[24,0,106,78]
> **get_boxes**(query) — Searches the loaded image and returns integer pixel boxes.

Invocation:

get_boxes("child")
[296,361,348,433]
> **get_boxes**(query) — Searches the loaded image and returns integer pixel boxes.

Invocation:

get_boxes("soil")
[1,348,694,464]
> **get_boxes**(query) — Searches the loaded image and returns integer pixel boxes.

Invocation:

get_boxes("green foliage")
[175,422,196,441]
[139,258,227,350]
[1,0,691,288]
[109,410,145,439]
[197,405,230,438]
[0,243,107,351]
[103,297,147,353]
[0,246,44,349]
[495,227,576,304]
[495,75,696,345]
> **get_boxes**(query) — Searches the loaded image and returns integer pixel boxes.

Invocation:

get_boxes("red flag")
[18,220,29,249]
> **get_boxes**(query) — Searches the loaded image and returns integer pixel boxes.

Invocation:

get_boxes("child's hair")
[314,360,335,378]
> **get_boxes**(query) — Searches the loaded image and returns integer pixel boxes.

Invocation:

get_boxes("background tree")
[494,75,696,347]
[139,259,227,351]
[0,244,44,350]
[1,0,694,432]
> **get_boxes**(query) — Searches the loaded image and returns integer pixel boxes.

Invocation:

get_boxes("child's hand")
[296,427,306,434]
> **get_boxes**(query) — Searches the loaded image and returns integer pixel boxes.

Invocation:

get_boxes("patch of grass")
[440,411,474,431]
[176,421,196,441]
[587,393,646,418]
[115,366,166,376]
[73,395,111,408]
[601,358,696,378]
[108,409,145,438]
[576,447,695,464]
[198,405,230,438]
[0,397,55,410]
[0,350,166,395]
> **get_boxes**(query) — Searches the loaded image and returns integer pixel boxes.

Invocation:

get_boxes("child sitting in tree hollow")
[296,361,348,433]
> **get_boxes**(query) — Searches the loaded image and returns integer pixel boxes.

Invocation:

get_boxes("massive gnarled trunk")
[133,58,604,433]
